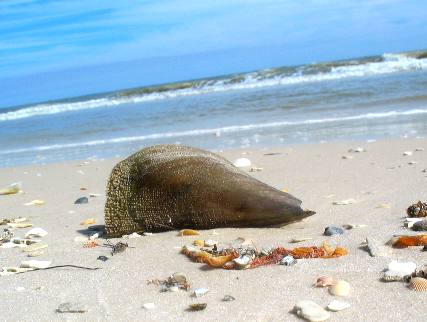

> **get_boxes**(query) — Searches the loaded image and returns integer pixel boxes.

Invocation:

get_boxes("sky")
[0,0,426,108]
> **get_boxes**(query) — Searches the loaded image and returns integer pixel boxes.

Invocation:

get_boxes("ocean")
[1,51,427,168]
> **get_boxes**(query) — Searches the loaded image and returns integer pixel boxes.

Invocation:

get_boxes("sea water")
[1,52,427,167]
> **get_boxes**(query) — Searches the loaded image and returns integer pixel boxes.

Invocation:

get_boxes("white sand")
[1,138,427,321]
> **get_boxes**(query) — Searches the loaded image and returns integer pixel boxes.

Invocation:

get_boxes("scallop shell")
[178,229,200,236]
[313,276,335,287]
[329,280,351,297]
[408,277,427,292]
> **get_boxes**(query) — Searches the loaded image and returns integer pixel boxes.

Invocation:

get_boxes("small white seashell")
[89,193,102,197]
[169,285,179,292]
[233,255,252,268]
[387,261,416,276]
[16,286,25,292]
[280,255,297,266]
[403,151,413,156]
[233,158,252,168]
[25,228,48,238]
[0,182,22,195]
[7,222,33,228]
[193,288,209,297]
[204,239,217,247]
[24,199,45,206]
[27,250,44,257]
[10,217,27,223]
[348,147,365,153]
[294,300,330,322]
[142,232,153,236]
[408,161,417,165]
[142,303,155,310]
[329,280,351,297]
[89,232,100,240]
[21,260,51,269]
[332,198,356,205]
[327,300,351,312]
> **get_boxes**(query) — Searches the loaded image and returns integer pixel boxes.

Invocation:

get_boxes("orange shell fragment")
[392,235,427,248]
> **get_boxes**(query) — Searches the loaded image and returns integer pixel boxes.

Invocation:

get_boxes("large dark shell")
[104,145,314,237]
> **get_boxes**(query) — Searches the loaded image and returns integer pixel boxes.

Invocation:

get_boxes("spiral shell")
[408,277,427,292]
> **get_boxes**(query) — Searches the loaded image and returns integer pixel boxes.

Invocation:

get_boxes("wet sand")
[1,138,427,321]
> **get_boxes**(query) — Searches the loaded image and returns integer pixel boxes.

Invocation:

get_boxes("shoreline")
[1,137,427,321]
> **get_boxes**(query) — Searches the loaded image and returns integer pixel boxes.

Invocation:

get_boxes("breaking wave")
[1,52,426,122]
[2,108,426,155]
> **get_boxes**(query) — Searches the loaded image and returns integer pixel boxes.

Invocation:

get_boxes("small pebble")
[222,295,236,302]
[56,302,88,313]
[422,245,427,252]
[413,220,427,231]
[97,256,108,262]
[403,151,413,156]
[324,226,344,236]
[74,197,88,204]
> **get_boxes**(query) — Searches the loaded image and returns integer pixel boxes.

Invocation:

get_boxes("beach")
[1,137,427,321]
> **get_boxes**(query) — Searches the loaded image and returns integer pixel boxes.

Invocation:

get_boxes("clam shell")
[408,277,427,291]
[294,300,330,322]
[329,280,351,297]
[327,300,351,312]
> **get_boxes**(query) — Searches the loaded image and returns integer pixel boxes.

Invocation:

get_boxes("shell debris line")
[181,240,347,270]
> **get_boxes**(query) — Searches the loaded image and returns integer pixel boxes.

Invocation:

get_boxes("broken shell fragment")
[332,199,356,205]
[390,234,427,248]
[178,229,200,236]
[56,302,88,313]
[313,276,335,288]
[7,222,33,228]
[22,243,48,253]
[290,237,313,243]
[233,255,252,269]
[0,182,21,195]
[188,303,207,311]
[21,260,51,269]
[193,288,209,297]
[222,295,235,302]
[80,218,96,226]
[25,228,48,238]
[24,200,45,206]
[0,267,33,276]
[193,239,205,247]
[329,280,351,297]
[408,277,427,291]
[327,300,351,312]
[74,197,89,204]
[293,300,330,322]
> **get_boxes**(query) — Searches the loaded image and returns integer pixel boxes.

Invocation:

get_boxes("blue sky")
[0,0,426,108]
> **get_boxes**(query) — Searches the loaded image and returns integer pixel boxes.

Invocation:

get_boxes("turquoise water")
[1,52,427,167]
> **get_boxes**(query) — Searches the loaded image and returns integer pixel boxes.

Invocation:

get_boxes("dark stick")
[17,265,100,273]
